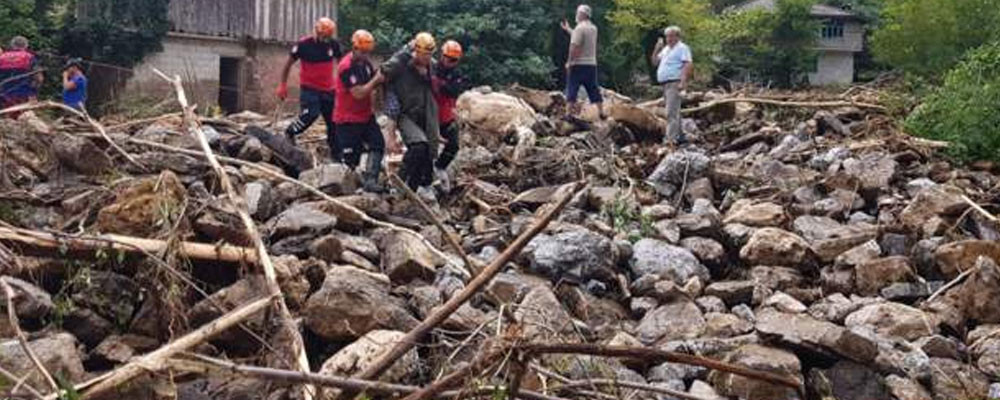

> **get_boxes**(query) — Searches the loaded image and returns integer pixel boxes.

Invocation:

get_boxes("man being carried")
[561,5,605,119]
[0,36,42,114]
[277,17,342,160]
[334,30,394,193]
[431,40,467,193]
[382,32,440,202]
[651,26,693,145]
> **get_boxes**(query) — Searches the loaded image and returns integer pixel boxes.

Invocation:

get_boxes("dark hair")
[64,58,84,71]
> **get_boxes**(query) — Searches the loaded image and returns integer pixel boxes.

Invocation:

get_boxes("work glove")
[276,82,289,100]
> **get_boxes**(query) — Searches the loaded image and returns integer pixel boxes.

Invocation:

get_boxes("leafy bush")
[871,0,1000,78]
[905,42,1000,162]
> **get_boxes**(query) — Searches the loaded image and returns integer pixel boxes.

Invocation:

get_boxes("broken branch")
[70,295,274,400]
[0,365,44,400]
[674,97,887,114]
[151,68,314,400]
[0,225,256,266]
[339,181,587,399]
[0,277,60,394]
[518,343,803,394]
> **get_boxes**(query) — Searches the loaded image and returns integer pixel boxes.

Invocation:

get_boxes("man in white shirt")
[651,26,693,145]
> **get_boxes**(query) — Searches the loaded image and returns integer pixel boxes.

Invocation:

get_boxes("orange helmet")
[315,17,336,39]
[441,40,463,59]
[413,32,436,55]
[352,30,375,52]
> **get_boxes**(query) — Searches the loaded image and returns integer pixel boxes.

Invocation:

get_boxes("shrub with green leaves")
[716,0,819,88]
[905,41,1000,163]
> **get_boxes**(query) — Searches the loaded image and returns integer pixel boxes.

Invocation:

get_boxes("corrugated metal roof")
[727,0,858,18]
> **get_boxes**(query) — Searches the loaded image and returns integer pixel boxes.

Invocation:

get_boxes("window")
[821,19,845,38]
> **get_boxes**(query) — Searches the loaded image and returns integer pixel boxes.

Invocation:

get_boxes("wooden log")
[0,226,257,265]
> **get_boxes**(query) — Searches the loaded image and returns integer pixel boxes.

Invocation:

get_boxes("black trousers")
[286,87,341,161]
[403,143,433,190]
[435,120,459,170]
[336,117,385,169]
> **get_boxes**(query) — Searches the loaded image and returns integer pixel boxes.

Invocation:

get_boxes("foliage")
[0,0,40,47]
[601,193,653,243]
[341,0,557,89]
[59,0,171,68]
[871,0,1000,78]
[610,0,720,84]
[825,0,885,22]
[905,41,1000,163]
[716,0,819,88]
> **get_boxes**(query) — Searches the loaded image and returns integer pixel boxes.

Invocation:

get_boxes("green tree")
[59,0,171,67]
[871,0,1000,77]
[610,0,720,85]
[716,0,819,88]
[905,41,1000,163]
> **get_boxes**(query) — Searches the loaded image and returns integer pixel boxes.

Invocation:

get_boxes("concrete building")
[80,0,338,114]
[729,0,865,86]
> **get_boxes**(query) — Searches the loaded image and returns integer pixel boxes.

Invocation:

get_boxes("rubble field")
[1,83,999,400]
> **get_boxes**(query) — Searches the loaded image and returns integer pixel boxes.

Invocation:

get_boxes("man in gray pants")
[651,26,693,145]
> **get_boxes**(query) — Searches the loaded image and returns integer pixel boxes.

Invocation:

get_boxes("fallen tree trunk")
[0,226,257,266]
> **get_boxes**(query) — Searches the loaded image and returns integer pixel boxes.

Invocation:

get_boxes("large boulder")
[300,164,359,196]
[54,135,112,175]
[934,239,1000,279]
[631,239,710,284]
[709,344,803,400]
[900,185,967,231]
[740,228,814,268]
[636,301,706,345]
[0,333,86,390]
[646,151,711,197]
[266,203,338,240]
[514,286,574,340]
[522,230,615,281]
[456,90,538,136]
[844,302,938,341]
[756,308,878,363]
[379,230,448,284]
[318,330,419,397]
[96,170,187,236]
[304,267,418,341]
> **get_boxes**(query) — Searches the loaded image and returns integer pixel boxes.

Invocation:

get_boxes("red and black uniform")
[0,49,39,111]
[285,36,343,159]
[334,53,384,187]
[432,64,465,170]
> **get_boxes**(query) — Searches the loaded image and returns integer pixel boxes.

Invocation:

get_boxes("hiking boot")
[416,186,437,204]
[434,167,452,193]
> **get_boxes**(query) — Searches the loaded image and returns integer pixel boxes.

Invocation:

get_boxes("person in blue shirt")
[62,58,88,112]
[651,26,693,145]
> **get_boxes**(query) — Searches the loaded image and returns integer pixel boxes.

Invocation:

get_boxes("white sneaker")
[416,186,437,204]
[435,167,452,192]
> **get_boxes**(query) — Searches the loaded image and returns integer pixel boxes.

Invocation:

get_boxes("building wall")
[124,34,302,113]
[816,20,865,52]
[809,50,855,86]
[167,0,338,42]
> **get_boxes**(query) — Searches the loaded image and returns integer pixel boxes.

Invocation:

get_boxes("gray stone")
[885,375,932,400]
[756,308,878,363]
[763,292,807,313]
[636,301,705,345]
[631,239,710,285]
[928,357,988,400]
[63,308,114,348]
[900,185,968,230]
[835,240,881,267]
[934,240,1000,279]
[722,223,757,249]
[648,362,705,382]
[905,178,938,197]
[696,296,728,314]
[267,204,337,240]
[304,266,418,341]
[680,236,726,266]
[811,360,889,400]
[647,151,711,196]
[914,335,961,360]
[380,230,447,284]
[630,297,659,318]
[653,219,681,243]
[843,153,897,192]
[704,312,754,338]
[2,277,53,320]
[724,200,787,227]
[793,215,845,242]
[300,164,359,196]
[523,230,615,281]
[704,281,755,307]
[689,380,726,400]
[244,181,275,220]
[749,266,804,290]
[70,271,140,331]
[0,333,86,390]
[485,272,549,305]
[642,204,677,220]
[881,282,935,302]
[855,256,914,296]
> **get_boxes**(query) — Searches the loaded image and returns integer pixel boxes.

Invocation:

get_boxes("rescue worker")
[0,36,42,114]
[382,32,440,201]
[62,58,88,112]
[431,40,467,193]
[276,17,343,160]
[334,30,395,193]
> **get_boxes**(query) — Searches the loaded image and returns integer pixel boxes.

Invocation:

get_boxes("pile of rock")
[1,85,998,400]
